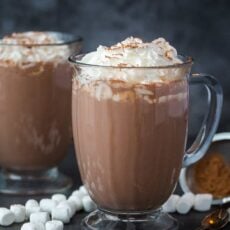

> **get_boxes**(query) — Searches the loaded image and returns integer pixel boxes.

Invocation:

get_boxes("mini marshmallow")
[10,204,26,223]
[21,222,45,230]
[162,195,180,213]
[40,199,57,213]
[51,206,70,224]
[26,200,39,209]
[71,190,86,200]
[30,212,50,224]
[194,194,213,212]
[176,192,195,214]
[25,200,40,218]
[0,207,15,226]
[82,196,97,212]
[57,201,76,217]
[45,220,64,230]
[68,195,83,212]
[51,194,66,204]
[79,185,89,196]
[26,206,41,219]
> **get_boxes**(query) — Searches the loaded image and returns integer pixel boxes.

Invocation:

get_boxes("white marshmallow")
[82,196,97,212]
[45,220,64,230]
[57,201,76,217]
[30,212,50,224]
[194,194,213,212]
[25,200,40,218]
[40,199,57,213]
[51,194,66,204]
[66,201,78,216]
[26,206,41,219]
[162,195,180,213]
[21,222,45,230]
[79,185,89,196]
[0,207,15,226]
[71,190,86,200]
[68,195,83,212]
[176,193,195,214]
[51,206,70,224]
[10,204,26,223]
[26,200,39,209]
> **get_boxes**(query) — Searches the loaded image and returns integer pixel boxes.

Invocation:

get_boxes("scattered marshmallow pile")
[0,185,96,230]
[0,189,223,228]
[163,193,213,214]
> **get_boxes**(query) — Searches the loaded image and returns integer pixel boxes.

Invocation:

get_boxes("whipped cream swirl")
[77,37,187,84]
[0,32,71,65]
[82,37,182,67]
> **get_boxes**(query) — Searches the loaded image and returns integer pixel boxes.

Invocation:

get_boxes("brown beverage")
[0,32,81,171]
[73,78,188,211]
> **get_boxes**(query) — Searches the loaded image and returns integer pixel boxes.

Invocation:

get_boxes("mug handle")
[183,73,223,167]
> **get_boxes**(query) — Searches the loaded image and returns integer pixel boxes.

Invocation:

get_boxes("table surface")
[0,146,229,230]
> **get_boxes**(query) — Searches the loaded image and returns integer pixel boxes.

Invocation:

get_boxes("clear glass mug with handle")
[70,54,223,230]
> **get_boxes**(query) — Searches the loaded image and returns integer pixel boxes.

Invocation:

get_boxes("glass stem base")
[82,208,179,230]
[0,167,72,195]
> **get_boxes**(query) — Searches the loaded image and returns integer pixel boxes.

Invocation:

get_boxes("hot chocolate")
[0,32,82,194]
[0,63,72,170]
[0,32,81,171]
[72,37,189,211]
[73,79,188,211]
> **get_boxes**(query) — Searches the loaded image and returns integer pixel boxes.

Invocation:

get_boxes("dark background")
[0,2,229,228]
[0,0,229,137]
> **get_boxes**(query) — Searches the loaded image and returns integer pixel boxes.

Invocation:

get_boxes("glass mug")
[70,55,222,230]
[0,32,82,195]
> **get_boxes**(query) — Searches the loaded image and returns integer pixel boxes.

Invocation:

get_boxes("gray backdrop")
[0,0,229,137]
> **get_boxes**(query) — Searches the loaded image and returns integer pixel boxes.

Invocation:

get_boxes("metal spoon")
[196,208,229,230]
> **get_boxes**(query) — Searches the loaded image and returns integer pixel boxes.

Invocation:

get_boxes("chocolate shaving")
[165,50,173,60]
